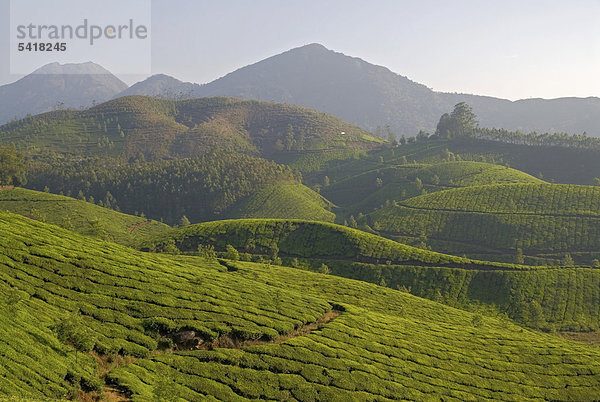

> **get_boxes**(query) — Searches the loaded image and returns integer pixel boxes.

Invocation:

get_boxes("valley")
[1,40,600,401]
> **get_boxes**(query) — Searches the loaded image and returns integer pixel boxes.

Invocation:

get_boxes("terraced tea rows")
[156,218,600,330]
[322,161,540,217]
[369,183,600,262]
[0,187,170,248]
[229,184,336,222]
[2,211,600,399]
[406,161,543,186]
[154,218,519,269]
[0,212,334,398]
[108,259,600,401]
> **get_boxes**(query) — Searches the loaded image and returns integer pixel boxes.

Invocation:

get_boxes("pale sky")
[1,0,599,101]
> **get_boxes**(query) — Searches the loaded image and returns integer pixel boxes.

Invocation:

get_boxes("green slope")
[406,161,543,186]
[0,187,170,248]
[26,152,300,225]
[369,182,600,263]
[0,96,381,162]
[228,184,336,222]
[321,161,541,219]
[153,218,600,331]
[1,211,600,399]
[152,218,516,269]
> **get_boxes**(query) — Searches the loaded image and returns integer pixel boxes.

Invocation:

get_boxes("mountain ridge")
[0,61,127,124]
[125,43,600,136]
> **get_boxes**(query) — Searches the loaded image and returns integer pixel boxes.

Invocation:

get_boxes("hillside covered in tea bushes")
[1,211,600,400]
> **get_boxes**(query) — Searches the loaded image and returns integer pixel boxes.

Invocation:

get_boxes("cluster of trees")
[474,127,600,149]
[27,152,299,224]
[0,146,26,186]
[436,102,600,150]
[435,102,478,139]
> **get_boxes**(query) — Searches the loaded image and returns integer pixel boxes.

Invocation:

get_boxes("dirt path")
[127,220,150,232]
[196,308,343,350]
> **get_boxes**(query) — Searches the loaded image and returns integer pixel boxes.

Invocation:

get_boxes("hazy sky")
[1,0,599,100]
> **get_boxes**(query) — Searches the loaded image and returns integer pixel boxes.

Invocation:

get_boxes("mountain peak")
[32,61,113,75]
[294,43,329,51]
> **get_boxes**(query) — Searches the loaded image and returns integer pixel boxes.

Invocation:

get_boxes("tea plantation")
[154,218,600,331]
[108,259,600,400]
[2,200,600,399]
[0,187,170,248]
[228,183,336,222]
[369,183,600,263]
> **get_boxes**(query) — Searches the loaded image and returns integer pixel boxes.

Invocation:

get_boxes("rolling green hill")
[153,218,600,331]
[0,187,170,248]
[303,136,600,189]
[26,152,301,225]
[228,184,336,222]
[406,161,543,186]
[152,218,514,269]
[1,211,600,399]
[321,161,541,219]
[368,182,600,264]
[0,96,382,162]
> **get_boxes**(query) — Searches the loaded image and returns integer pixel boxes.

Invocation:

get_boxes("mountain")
[116,73,200,99]
[174,43,600,137]
[0,62,128,124]
[442,93,600,135]
[192,43,448,137]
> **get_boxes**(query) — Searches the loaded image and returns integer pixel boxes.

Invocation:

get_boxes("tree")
[435,103,478,139]
[528,300,545,329]
[162,239,180,254]
[416,130,429,142]
[319,264,330,275]
[284,124,296,151]
[348,215,358,228]
[414,177,423,190]
[0,146,26,186]
[562,253,574,267]
[197,244,217,260]
[435,113,454,139]
[385,125,397,146]
[224,244,239,261]
[179,215,191,227]
[450,102,477,137]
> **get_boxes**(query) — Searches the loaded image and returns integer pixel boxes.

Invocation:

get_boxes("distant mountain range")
[0,62,127,124]
[117,73,200,98]
[1,45,599,136]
